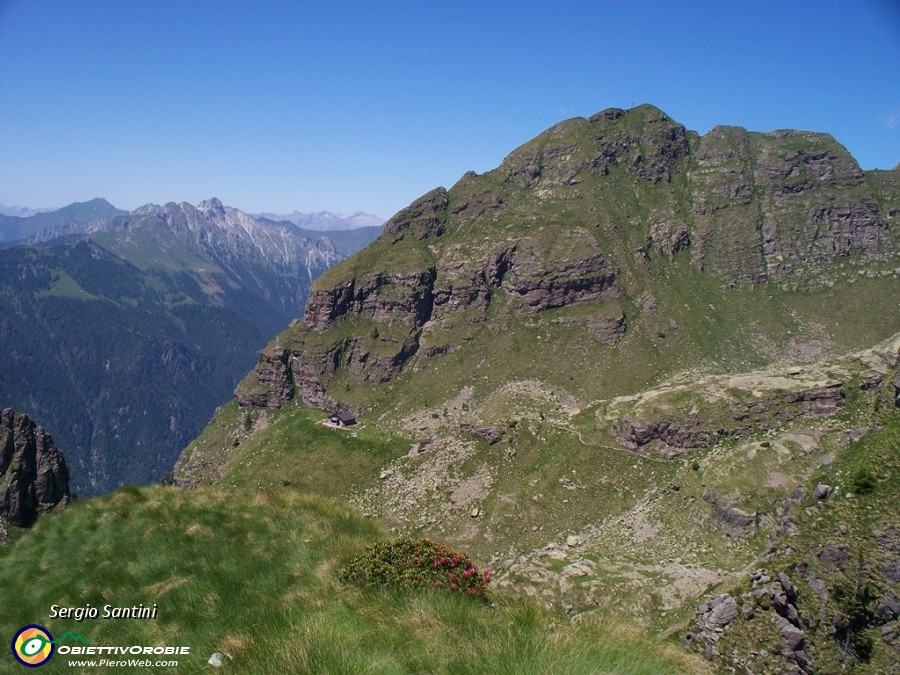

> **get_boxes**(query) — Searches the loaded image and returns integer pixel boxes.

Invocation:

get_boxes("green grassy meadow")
[0,487,707,674]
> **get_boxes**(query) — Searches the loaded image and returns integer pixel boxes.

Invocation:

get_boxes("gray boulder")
[812,484,831,500]
[709,596,739,626]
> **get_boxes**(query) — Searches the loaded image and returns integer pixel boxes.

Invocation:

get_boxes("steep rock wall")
[0,409,70,526]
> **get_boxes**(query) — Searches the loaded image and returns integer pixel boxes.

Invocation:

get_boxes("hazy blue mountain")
[0,204,54,217]
[254,209,384,231]
[0,198,127,246]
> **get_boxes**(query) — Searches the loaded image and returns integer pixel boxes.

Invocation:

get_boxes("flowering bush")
[338,538,493,598]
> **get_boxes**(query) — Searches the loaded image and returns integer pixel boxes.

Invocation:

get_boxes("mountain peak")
[224,103,898,419]
[133,203,162,216]
[78,197,117,209]
[197,197,225,213]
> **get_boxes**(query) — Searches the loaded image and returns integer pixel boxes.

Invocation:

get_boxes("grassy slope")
[0,487,706,674]
[176,330,898,671]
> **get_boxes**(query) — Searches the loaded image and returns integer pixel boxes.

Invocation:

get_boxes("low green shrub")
[339,538,493,598]
[847,466,877,495]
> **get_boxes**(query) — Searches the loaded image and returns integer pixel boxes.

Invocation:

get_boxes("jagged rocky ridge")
[0,409,70,527]
[26,198,347,317]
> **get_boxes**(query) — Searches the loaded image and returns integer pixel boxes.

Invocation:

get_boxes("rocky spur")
[49,603,158,621]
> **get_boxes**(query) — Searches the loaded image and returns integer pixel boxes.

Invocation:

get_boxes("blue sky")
[1,0,898,219]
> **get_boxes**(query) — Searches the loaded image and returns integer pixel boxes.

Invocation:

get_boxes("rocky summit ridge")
[215,104,898,416]
[131,198,337,272]
[31,197,344,286]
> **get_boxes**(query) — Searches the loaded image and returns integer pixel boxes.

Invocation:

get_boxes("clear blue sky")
[1,0,898,219]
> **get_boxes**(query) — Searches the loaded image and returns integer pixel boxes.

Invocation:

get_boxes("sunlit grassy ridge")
[0,486,706,674]
[175,403,412,491]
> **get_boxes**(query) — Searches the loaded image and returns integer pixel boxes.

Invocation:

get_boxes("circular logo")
[11,625,54,667]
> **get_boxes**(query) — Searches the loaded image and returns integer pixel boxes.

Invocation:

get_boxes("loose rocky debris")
[558,475,584,491]
[459,424,505,445]
[350,437,496,535]
[497,524,727,619]
[688,569,813,674]
[407,438,439,456]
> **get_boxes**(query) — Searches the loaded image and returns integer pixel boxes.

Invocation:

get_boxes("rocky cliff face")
[689,126,892,285]
[231,105,897,414]
[134,198,342,275]
[0,409,70,527]
[615,379,845,457]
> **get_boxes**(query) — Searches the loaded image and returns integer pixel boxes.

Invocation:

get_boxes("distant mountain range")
[254,209,384,231]
[0,201,385,242]
[0,204,54,218]
[0,198,382,495]
[0,198,127,245]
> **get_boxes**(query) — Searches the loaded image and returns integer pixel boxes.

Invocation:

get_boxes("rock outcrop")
[0,409,70,526]
[233,351,295,408]
[689,570,813,673]
[894,375,900,408]
[611,374,845,457]
[689,126,894,285]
